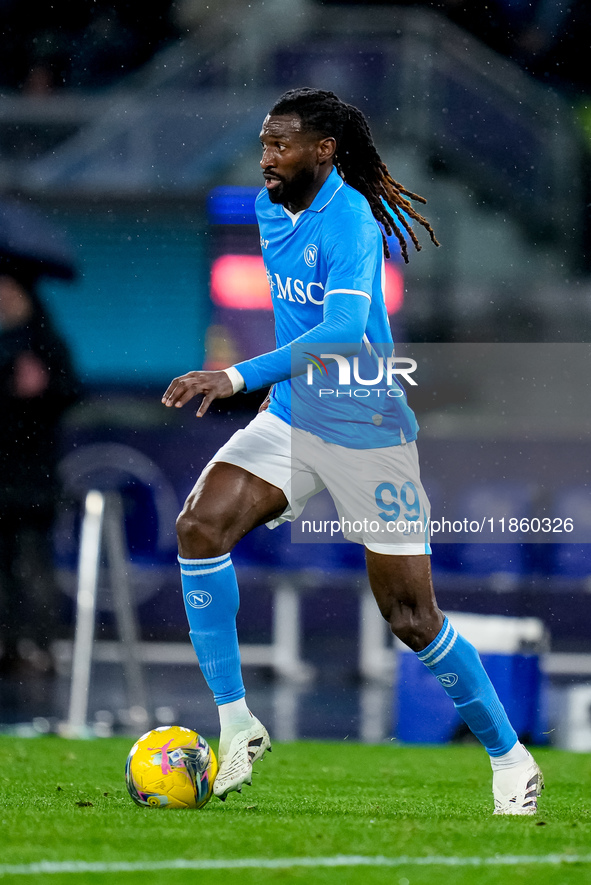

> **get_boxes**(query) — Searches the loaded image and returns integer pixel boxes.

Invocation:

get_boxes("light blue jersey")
[235,166,419,448]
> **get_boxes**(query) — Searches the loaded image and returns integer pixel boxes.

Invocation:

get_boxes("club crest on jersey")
[304,243,318,267]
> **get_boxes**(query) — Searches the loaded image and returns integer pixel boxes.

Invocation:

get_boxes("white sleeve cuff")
[223,366,245,394]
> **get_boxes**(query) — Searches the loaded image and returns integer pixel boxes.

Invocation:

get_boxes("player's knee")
[388,606,443,653]
[176,506,232,559]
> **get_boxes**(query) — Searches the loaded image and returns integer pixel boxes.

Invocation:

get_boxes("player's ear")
[317,137,336,164]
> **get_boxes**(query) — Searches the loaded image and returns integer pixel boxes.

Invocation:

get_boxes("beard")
[266,165,317,207]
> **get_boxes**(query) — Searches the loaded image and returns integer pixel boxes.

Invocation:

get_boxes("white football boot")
[213,715,271,800]
[492,749,544,815]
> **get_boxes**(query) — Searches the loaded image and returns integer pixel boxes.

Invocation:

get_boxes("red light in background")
[211,254,404,314]
[211,255,271,309]
[384,263,404,314]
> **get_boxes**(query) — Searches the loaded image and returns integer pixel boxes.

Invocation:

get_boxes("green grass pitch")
[0,736,589,885]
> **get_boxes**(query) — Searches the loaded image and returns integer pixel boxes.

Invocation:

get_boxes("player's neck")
[284,163,334,214]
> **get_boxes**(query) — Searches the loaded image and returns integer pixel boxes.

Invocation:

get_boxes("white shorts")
[210,410,431,555]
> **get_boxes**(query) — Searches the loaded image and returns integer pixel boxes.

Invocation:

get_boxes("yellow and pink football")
[125,725,217,809]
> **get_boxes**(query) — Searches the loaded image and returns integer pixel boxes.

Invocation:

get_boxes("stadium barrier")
[60,490,150,737]
[552,684,591,752]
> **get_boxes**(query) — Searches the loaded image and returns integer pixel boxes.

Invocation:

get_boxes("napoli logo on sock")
[186,590,213,609]
[437,673,458,688]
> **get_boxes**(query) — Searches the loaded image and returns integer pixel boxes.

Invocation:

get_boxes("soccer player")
[162,88,543,814]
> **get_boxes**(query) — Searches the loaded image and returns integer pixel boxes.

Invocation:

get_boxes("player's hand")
[161,370,233,417]
[258,393,271,413]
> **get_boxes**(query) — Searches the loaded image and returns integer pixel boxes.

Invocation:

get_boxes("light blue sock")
[416,616,518,756]
[179,553,245,705]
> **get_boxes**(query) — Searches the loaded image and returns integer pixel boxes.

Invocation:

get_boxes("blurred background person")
[0,245,79,677]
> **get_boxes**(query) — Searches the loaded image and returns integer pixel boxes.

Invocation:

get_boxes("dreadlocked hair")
[270,87,439,263]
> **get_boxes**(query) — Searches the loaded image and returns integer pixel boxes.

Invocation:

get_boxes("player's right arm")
[233,207,379,393]
[233,291,370,392]
[162,286,369,416]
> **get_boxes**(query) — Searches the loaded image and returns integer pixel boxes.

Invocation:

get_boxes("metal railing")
[63,490,150,736]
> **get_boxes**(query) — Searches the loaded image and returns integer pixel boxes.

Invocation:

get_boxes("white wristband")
[223,366,245,394]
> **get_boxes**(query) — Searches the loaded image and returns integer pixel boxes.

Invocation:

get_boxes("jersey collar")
[307,166,344,213]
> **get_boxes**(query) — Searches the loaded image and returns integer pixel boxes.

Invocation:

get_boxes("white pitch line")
[1,854,591,876]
